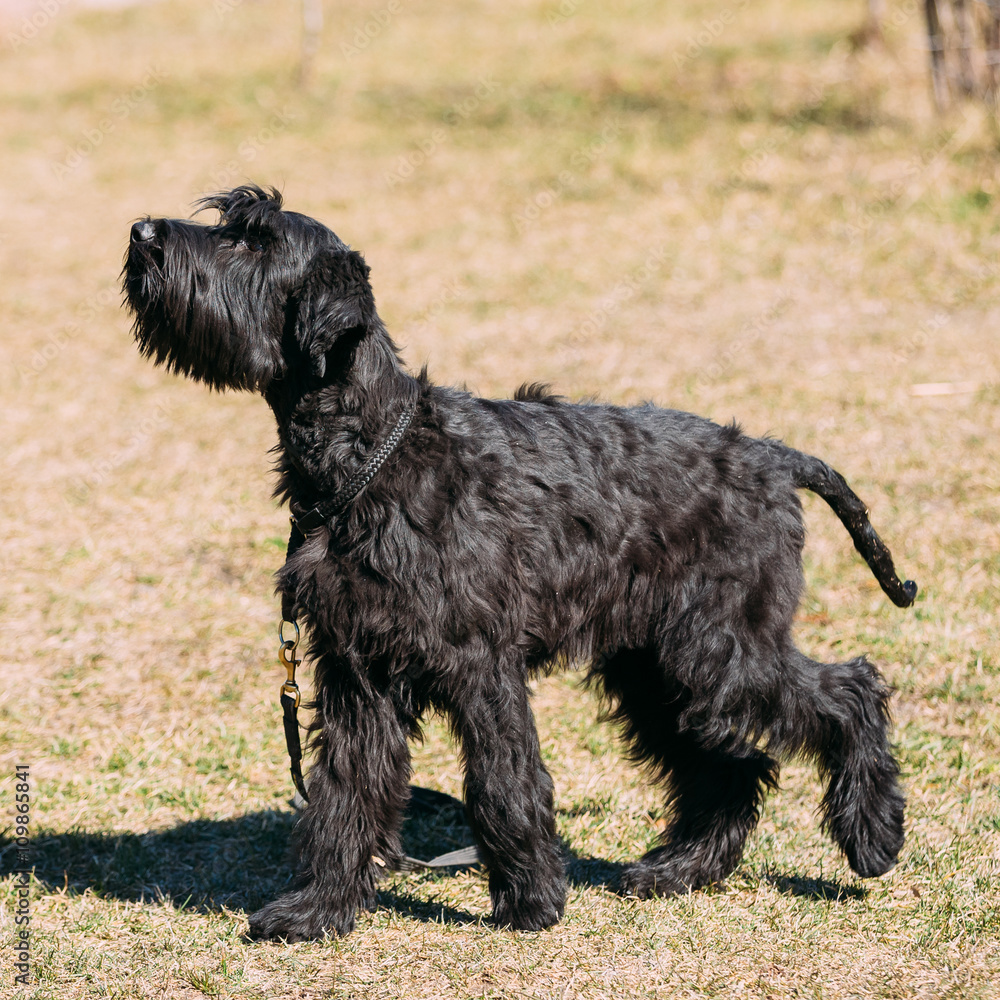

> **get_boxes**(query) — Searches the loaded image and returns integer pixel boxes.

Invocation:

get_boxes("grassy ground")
[1,0,998,996]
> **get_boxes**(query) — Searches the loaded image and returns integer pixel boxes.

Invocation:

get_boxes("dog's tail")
[772,444,917,608]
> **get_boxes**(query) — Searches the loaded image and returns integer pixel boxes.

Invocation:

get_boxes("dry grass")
[1,0,998,997]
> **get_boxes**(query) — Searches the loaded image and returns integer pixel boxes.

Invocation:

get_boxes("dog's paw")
[844,822,904,879]
[833,782,904,879]
[248,890,359,942]
[619,857,712,899]
[490,876,566,931]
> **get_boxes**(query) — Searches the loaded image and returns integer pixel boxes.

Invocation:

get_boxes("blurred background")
[1,1,998,997]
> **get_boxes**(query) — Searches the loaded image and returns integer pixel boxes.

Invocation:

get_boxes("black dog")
[124,186,916,941]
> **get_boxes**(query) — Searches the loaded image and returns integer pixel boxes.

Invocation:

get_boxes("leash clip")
[278,617,310,803]
[279,620,302,706]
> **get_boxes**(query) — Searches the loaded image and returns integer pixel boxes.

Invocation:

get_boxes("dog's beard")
[123,240,284,392]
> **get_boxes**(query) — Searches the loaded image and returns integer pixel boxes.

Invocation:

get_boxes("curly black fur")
[123,185,915,941]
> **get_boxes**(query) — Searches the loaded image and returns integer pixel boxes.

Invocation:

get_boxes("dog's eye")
[236,237,265,253]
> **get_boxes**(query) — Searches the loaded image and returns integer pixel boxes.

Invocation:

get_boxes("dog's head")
[123,185,376,391]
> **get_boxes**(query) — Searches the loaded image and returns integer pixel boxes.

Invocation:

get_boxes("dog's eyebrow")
[221,206,280,231]
[220,217,275,238]
[195,185,284,226]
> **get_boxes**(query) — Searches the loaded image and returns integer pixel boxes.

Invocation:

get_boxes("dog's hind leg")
[248,668,411,941]
[770,650,904,879]
[593,647,779,898]
[446,668,566,931]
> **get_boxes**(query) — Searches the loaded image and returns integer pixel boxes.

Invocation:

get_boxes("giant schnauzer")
[124,185,916,941]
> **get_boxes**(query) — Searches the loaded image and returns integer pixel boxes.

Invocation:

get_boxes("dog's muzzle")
[131,220,158,245]
[128,219,166,275]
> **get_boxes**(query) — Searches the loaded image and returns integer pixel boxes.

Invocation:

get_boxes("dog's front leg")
[249,669,410,941]
[449,672,566,931]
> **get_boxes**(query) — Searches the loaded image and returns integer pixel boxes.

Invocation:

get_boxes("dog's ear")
[293,249,376,377]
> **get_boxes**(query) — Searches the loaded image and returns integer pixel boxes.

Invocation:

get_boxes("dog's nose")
[131,220,157,243]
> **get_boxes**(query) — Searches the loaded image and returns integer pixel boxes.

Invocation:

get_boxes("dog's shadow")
[0,786,616,927]
[763,872,865,903]
[0,808,299,918]
[398,788,624,903]
[0,789,861,928]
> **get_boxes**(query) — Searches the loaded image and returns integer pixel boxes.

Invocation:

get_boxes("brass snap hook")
[279,626,302,707]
